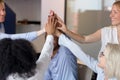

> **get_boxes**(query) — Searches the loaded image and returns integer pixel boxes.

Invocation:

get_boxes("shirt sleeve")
[36,35,53,63]
[36,35,54,78]
[58,34,100,73]
[0,31,37,41]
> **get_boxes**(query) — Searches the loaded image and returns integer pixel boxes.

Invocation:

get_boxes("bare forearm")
[64,28,101,43]
[64,29,86,43]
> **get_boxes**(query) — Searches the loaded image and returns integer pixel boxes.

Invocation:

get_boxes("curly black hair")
[0,38,37,80]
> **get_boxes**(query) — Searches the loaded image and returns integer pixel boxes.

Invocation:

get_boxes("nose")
[109,12,114,18]
[0,10,5,16]
[109,12,112,18]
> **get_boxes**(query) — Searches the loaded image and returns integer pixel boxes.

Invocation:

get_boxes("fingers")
[46,10,67,35]
[49,10,54,16]
[55,29,62,37]
[46,15,57,35]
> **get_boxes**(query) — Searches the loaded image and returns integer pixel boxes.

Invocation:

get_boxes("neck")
[114,24,120,28]
[116,26,120,31]
[104,76,108,80]
[51,46,59,59]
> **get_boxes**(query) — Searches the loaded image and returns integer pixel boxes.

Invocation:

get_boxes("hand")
[55,29,62,37]
[48,11,68,33]
[45,16,57,35]
[49,10,54,16]
[49,10,60,27]
[56,16,68,33]
[53,14,68,33]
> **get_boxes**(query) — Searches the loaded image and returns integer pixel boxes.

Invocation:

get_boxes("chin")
[0,20,5,23]
[112,22,120,26]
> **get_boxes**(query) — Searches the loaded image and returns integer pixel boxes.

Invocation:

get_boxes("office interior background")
[4,0,117,80]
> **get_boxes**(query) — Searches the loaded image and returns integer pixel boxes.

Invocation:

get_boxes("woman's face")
[110,5,120,26]
[0,2,6,23]
[98,51,106,69]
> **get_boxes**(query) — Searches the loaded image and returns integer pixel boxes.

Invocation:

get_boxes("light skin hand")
[49,11,68,33]
[55,29,62,37]
[57,19,68,33]
[48,10,62,37]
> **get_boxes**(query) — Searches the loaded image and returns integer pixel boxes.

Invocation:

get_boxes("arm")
[36,14,56,74]
[63,28,101,43]
[59,46,78,80]
[58,34,100,73]
[56,14,101,43]
[0,28,45,41]
[36,35,54,64]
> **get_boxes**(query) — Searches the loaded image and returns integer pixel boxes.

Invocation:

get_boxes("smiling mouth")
[111,19,117,22]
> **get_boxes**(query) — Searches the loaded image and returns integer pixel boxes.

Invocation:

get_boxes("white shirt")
[7,35,54,80]
[100,26,119,53]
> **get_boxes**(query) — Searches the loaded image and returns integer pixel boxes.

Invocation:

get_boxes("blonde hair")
[105,43,120,79]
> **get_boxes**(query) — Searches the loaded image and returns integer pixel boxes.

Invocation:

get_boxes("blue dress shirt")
[44,46,78,80]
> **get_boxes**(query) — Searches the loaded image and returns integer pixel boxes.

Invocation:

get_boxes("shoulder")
[58,46,74,56]
[101,26,113,31]
[59,46,70,52]
[101,26,114,34]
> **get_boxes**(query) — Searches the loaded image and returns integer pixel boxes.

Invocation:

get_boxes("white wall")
[4,0,65,53]
[4,0,42,52]
[34,0,65,52]
[41,0,65,28]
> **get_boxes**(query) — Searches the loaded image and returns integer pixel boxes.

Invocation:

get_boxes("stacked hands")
[45,10,67,36]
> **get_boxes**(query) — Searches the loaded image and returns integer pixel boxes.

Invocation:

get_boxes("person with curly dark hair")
[0,14,57,80]
[0,38,37,80]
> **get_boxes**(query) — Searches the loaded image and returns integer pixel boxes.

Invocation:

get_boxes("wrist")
[47,31,54,35]
[37,29,45,36]
[64,28,69,34]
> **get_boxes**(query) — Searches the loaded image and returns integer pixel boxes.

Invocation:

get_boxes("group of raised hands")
[45,10,68,37]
